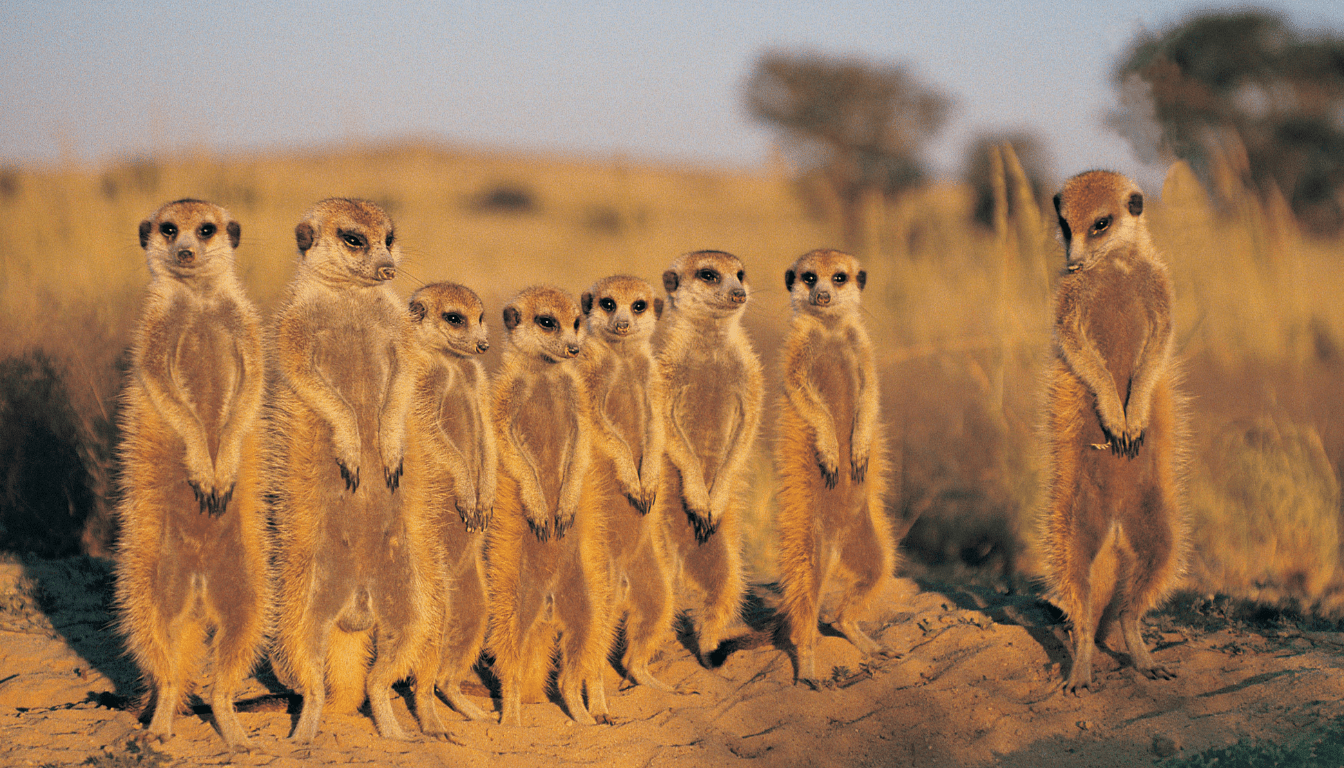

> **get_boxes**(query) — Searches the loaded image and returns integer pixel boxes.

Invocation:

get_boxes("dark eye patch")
[340,230,367,248]
[600,297,616,312]
[632,299,647,313]
[198,223,216,240]
[159,222,178,239]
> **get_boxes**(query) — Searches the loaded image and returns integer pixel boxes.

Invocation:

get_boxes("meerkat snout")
[476,340,489,353]
[376,265,396,281]
[731,287,747,304]
[176,248,195,266]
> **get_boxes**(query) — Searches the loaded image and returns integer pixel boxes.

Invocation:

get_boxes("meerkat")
[774,249,895,687]
[268,198,436,741]
[578,275,676,692]
[654,250,764,667]
[485,285,612,726]
[1042,170,1187,695]
[381,282,497,733]
[113,199,270,749]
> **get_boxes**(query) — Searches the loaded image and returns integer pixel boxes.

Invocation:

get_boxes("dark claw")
[337,460,360,493]
[208,486,233,518]
[820,464,838,489]
[528,517,552,542]
[628,492,651,515]
[385,460,403,492]
[686,508,718,544]
[851,459,868,484]
[477,507,493,532]
[554,513,574,540]
[189,482,211,515]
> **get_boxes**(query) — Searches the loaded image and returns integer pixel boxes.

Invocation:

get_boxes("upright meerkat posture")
[383,283,497,733]
[486,286,611,725]
[655,250,764,666]
[775,249,894,687]
[114,199,270,748]
[578,276,676,692]
[1042,170,1187,695]
[268,199,436,741]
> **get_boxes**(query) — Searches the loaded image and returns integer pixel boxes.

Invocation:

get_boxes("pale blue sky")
[3,1,1341,187]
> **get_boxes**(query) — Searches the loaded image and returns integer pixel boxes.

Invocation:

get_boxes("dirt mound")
[1,558,1341,767]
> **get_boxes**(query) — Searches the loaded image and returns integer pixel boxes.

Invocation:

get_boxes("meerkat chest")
[801,328,861,413]
[596,354,650,449]
[168,297,245,428]
[510,370,581,472]
[309,295,397,407]
[429,363,486,452]
[1083,269,1151,383]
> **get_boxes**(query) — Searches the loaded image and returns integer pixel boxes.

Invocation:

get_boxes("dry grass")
[0,139,1340,610]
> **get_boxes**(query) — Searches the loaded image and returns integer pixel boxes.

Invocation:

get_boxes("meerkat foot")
[439,688,491,722]
[211,692,253,750]
[384,460,403,491]
[336,459,360,493]
[627,664,676,694]
[835,619,882,656]
[368,690,410,741]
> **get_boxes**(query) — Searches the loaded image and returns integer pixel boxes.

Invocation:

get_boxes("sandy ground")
[1,557,1341,767]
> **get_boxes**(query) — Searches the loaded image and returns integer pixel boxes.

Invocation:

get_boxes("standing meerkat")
[486,285,612,726]
[578,275,676,692]
[382,282,497,733]
[114,199,270,749]
[775,249,895,687]
[655,250,764,667]
[268,199,436,741]
[1042,170,1187,695]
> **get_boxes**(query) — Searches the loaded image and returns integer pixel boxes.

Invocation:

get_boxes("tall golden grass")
[1,139,1340,611]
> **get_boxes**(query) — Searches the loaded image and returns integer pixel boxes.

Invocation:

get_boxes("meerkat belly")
[1087,275,1148,403]
[437,381,487,490]
[808,345,859,460]
[312,321,393,447]
[600,374,648,468]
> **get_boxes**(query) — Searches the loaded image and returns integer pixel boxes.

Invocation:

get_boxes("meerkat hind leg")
[144,682,181,743]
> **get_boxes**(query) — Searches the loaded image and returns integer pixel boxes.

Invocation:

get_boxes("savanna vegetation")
[0,133,1340,619]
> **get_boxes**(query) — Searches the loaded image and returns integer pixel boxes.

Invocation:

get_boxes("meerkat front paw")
[554,505,577,540]
[850,452,869,484]
[383,458,403,491]
[685,506,717,543]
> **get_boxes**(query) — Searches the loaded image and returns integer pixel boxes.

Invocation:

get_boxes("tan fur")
[774,249,895,686]
[579,276,677,692]
[654,251,764,666]
[485,286,613,725]
[267,199,436,741]
[114,199,270,748]
[384,283,497,734]
[1042,171,1189,695]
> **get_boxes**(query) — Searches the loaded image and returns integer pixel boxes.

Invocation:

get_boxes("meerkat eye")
[340,231,366,249]
[159,222,178,239]
[442,312,464,326]
[833,272,847,285]
[197,223,216,240]
[600,297,616,312]
[385,232,395,248]
[631,299,647,313]
[698,268,719,284]
[1091,216,1111,234]
[535,315,557,331]
[801,271,817,286]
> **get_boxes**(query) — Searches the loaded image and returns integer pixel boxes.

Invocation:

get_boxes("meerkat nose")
[565,344,580,357]
[731,288,746,304]
[614,320,630,333]
[375,265,396,281]
[814,291,831,306]
[176,248,195,265]
[476,340,489,353]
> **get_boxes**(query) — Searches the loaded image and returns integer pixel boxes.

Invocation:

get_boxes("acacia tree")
[1110,10,1344,233]
[746,50,952,247]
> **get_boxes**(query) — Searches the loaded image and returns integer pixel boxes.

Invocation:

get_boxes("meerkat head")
[1053,171,1151,272]
[138,199,240,280]
[662,250,750,319]
[294,198,399,286]
[502,285,585,362]
[581,275,662,345]
[408,282,489,357]
[784,249,866,316]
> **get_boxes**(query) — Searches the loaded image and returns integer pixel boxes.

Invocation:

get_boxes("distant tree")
[746,50,953,247]
[1110,10,1344,233]
[964,133,1053,228]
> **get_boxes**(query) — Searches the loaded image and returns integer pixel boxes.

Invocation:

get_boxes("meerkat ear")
[226,221,241,249]
[1128,192,1143,217]
[295,221,316,254]
[1052,192,1063,216]
[409,300,427,324]
[503,306,521,330]
[654,297,664,319]
[856,270,867,290]
[662,270,679,294]
[784,269,796,292]
[581,291,594,315]
[138,220,152,249]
